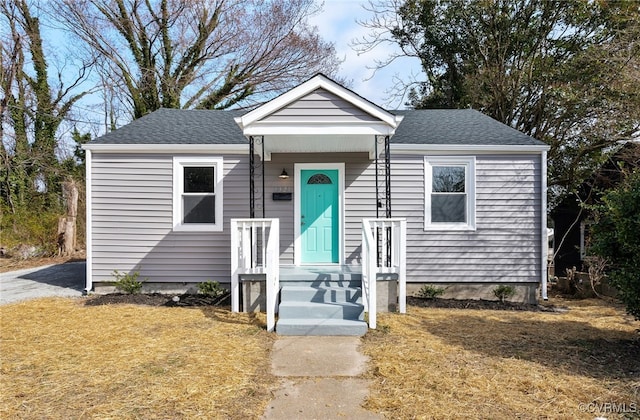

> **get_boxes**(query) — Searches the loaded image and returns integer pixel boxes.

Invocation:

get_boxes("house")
[551,141,640,276]
[83,74,549,335]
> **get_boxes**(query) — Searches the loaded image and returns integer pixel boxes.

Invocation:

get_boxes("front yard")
[1,296,638,419]
[0,298,276,418]
[363,298,639,419]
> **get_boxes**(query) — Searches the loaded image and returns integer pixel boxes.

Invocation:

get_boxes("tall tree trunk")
[57,180,78,256]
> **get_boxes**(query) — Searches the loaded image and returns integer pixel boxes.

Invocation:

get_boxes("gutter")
[82,144,249,154]
[391,143,550,153]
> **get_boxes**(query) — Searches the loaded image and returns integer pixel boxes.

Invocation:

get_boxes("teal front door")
[300,169,339,263]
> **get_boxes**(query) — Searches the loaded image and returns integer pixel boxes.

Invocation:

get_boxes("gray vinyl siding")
[391,154,541,283]
[91,151,541,285]
[259,88,380,123]
[91,153,249,284]
[264,153,377,264]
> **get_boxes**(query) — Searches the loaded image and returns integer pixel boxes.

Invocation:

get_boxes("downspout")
[249,136,255,218]
[85,149,93,294]
[541,150,548,300]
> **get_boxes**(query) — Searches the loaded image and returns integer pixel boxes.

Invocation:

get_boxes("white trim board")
[85,149,93,292]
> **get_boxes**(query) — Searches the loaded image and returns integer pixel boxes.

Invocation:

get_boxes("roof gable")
[259,87,380,123]
[234,74,403,136]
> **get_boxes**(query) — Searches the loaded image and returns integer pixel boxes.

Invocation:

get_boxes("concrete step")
[279,270,362,283]
[276,318,368,336]
[278,301,364,321]
[280,285,362,304]
[279,279,362,288]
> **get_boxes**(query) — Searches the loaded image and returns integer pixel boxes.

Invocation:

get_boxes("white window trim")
[424,156,476,231]
[173,156,224,232]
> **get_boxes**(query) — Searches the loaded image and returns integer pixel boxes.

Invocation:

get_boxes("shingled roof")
[89,107,545,147]
[90,108,248,145]
[392,109,543,146]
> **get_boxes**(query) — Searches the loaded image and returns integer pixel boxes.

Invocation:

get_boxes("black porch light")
[279,168,289,179]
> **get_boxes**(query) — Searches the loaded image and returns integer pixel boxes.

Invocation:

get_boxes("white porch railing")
[361,218,407,329]
[230,218,280,332]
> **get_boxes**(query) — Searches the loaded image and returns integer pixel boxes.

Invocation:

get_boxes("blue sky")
[44,0,423,141]
[309,0,422,109]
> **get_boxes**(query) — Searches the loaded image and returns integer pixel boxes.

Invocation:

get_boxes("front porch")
[230,218,407,334]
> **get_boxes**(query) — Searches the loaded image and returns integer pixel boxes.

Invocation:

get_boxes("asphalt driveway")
[0,261,85,305]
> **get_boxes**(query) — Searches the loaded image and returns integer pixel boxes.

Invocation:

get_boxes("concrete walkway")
[262,336,383,419]
[0,261,85,305]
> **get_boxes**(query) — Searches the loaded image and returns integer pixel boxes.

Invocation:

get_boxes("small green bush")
[112,270,144,294]
[416,284,445,299]
[493,285,515,303]
[197,280,226,297]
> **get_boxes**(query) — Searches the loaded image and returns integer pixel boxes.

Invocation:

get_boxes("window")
[424,156,476,230]
[307,174,332,184]
[173,157,223,231]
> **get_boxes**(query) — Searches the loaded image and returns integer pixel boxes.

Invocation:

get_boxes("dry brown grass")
[362,298,640,420]
[0,298,276,419]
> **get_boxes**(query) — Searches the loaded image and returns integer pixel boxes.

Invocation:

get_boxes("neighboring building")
[84,74,549,334]
[551,141,640,276]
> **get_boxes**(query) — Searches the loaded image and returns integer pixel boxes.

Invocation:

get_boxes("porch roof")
[234,74,404,159]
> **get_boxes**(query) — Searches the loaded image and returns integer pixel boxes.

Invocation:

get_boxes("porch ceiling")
[259,133,380,160]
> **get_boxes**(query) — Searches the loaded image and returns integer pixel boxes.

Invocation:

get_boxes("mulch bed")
[86,293,562,312]
[407,296,566,312]
[85,292,231,307]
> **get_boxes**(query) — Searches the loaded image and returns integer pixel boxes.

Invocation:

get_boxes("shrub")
[197,280,226,297]
[590,170,640,320]
[112,270,144,294]
[493,285,515,303]
[0,207,60,255]
[416,284,445,299]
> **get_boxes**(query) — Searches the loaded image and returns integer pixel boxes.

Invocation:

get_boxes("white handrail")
[362,218,407,329]
[230,218,280,332]
[361,221,377,328]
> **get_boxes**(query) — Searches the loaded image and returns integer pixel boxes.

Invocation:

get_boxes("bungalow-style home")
[83,74,549,335]
[551,141,640,276]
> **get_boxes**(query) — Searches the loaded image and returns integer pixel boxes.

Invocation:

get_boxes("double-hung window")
[424,156,476,230]
[173,157,223,232]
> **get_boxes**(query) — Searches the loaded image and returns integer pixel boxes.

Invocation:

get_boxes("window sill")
[173,224,223,233]
[424,224,476,232]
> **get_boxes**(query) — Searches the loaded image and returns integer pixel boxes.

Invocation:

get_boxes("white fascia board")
[244,123,396,136]
[390,143,550,154]
[236,74,402,130]
[82,143,249,154]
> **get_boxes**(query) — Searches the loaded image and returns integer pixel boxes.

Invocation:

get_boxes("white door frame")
[294,163,345,266]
